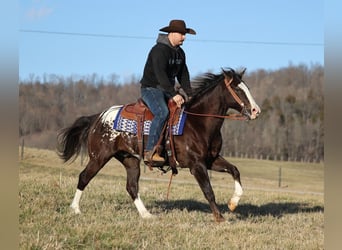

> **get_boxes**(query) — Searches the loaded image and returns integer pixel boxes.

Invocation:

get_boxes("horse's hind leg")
[118,156,153,219]
[70,157,109,214]
[210,155,243,212]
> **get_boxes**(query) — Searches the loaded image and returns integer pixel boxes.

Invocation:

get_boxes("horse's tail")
[57,113,100,163]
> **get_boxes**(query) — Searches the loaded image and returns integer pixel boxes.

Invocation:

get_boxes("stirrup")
[144,150,165,165]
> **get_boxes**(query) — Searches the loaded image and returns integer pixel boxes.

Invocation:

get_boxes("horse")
[57,68,261,222]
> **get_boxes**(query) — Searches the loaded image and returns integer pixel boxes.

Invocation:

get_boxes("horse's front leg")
[120,156,153,219]
[210,155,243,212]
[190,164,225,222]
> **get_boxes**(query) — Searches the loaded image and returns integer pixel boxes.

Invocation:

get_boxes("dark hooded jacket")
[140,34,192,98]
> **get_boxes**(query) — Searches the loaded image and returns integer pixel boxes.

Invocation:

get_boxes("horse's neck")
[189,82,228,115]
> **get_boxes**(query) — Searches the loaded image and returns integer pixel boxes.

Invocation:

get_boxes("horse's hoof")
[228,200,237,212]
[141,212,154,219]
[214,213,226,223]
[70,205,81,214]
[215,216,226,223]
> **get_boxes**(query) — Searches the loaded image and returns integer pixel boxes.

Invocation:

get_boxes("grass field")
[19,147,324,249]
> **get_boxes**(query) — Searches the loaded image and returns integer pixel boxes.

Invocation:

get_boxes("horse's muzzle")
[242,105,261,120]
[249,105,261,120]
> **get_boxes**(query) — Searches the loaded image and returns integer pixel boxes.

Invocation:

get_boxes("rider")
[140,19,196,163]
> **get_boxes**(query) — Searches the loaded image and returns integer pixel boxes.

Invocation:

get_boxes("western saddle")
[120,98,181,174]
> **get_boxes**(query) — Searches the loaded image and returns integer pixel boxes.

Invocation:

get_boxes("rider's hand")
[172,94,184,108]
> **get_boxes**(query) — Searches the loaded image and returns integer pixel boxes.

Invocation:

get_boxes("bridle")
[183,77,249,120]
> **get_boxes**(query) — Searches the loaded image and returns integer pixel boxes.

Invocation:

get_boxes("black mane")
[187,73,224,106]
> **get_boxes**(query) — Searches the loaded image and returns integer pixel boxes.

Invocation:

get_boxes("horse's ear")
[239,68,246,77]
[221,68,233,79]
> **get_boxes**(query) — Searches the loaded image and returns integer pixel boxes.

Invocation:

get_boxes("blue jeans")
[141,87,170,151]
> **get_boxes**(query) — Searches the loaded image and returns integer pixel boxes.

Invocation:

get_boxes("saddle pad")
[113,106,187,135]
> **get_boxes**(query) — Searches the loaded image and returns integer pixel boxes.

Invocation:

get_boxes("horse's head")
[222,68,261,120]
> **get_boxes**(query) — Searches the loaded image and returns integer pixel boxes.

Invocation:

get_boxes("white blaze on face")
[237,82,261,119]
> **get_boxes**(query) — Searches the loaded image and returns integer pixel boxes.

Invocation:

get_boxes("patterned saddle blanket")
[113,99,187,135]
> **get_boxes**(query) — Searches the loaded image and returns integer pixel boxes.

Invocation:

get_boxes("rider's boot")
[144,146,165,163]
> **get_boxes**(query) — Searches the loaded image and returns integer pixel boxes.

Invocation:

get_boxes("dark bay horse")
[57,68,261,222]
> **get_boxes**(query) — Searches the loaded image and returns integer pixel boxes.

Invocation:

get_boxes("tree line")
[19,63,323,162]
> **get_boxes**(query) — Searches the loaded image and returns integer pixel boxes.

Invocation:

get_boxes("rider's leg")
[141,87,169,162]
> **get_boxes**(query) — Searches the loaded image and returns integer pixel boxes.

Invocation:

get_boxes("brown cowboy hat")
[159,19,196,35]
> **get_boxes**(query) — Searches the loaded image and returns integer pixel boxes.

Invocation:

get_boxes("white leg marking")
[70,189,83,214]
[134,194,153,219]
[228,181,243,211]
[231,180,243,204]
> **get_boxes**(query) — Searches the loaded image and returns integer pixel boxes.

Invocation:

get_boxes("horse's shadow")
[154,199,324,219]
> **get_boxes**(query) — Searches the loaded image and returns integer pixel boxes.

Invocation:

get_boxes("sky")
[19,0,324,83]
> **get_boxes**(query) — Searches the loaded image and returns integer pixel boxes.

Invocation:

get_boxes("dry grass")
[19,147,323,249]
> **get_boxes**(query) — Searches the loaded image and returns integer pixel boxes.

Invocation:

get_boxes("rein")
[183,77,248,121]
[183,110,247,120]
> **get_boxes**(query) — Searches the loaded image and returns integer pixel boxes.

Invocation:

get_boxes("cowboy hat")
[159,20,196,35]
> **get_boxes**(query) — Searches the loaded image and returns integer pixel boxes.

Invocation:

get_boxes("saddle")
[120,98,181,125]
[120,98,153,121]
[120,98,180,174]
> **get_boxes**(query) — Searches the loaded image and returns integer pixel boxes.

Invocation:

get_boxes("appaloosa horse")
[57,68,260,222]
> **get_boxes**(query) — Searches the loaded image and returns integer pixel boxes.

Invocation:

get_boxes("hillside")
[19,64,323,162]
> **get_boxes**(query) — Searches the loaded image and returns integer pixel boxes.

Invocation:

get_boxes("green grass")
[19,147,323,249]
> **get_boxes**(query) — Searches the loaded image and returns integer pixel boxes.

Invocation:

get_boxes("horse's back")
[100,105,123,128]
